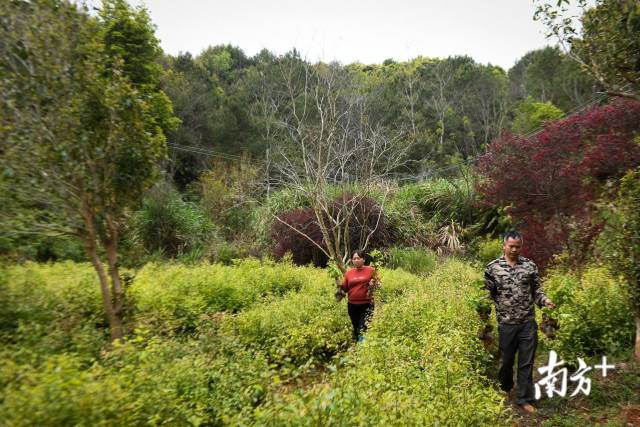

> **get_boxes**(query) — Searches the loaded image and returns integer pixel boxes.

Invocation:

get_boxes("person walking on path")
[340,250,378,342]
[484,231,556,414]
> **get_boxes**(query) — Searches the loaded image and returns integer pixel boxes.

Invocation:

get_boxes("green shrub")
[410,178,478,227]
[386,247,437,276]
[208,240,245,265]
[0,262,109,363]
[129,258,316,333]
[131,180,216,258]
[384,185,434,246]
[540,265,635,362]
[221,278,351,364]
[511,97,564,134]
[0,335,274,426]
[476,237,503,265]
[385,178,499,247]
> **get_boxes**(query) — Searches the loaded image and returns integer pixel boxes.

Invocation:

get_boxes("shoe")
[519,403,536,414]
[356,335,365,343]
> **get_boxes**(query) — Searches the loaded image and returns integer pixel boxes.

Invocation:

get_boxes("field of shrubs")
[0,254,635,426]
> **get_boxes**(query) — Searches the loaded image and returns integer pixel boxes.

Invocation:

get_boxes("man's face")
[503,237,523,259]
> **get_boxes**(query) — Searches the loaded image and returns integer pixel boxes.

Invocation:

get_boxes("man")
[484,231,556,413]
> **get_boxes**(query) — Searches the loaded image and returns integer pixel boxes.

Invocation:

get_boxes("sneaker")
[519,403,536,414]
[356,335,365,343]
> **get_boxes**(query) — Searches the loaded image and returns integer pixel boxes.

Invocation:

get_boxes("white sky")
[128,0,560,70]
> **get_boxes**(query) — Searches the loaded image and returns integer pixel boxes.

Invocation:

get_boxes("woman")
[340,250,378,342]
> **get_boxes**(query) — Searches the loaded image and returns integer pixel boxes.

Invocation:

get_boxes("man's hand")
[544,299,556,310]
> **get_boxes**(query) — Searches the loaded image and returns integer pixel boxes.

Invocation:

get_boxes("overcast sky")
[127,0,560,71]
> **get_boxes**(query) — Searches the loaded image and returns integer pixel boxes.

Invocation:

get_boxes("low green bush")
[0,334,274,426]
[131,180,216,258]
[0,262,108,363]
[130,258,318,333]
[476,237,503,265]
[406,178,479,227]
[386,247,437,276]
[221,279,351,364]
[208,240,246,265]
[540,265,635,362]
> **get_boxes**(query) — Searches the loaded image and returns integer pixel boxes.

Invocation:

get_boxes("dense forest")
[161,43,597,187]
[1,0,639,425]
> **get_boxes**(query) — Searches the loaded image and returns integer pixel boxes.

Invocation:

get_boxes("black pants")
[498,320,538,405]
[347,303,374,341]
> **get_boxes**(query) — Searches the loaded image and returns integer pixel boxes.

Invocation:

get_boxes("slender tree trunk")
[105,239,124,316]
[635,313,640,361]
[85,238,124,341]
[81,204,124,341]
[104,219,124,315]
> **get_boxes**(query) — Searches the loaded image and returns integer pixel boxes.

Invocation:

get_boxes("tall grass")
[386,247,437,276]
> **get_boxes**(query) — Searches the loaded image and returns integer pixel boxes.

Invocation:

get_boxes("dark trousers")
[347,303,374,341]
[498,320,538,405]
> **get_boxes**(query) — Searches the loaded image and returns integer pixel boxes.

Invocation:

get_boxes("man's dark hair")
[503,230,524,243]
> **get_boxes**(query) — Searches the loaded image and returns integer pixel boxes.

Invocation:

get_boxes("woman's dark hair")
[351,250,370,265]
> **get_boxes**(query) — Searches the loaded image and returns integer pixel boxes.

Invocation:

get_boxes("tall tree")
[477,99,640,269]
[508,46,597,111]
[535,0,640,100]
[161,45,261,188]
[0,0,178,340]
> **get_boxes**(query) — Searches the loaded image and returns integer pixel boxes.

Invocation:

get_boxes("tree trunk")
[635,313,640,361]
[85,239,124,341]
[105,239,124,316]
[104,219,124,316]
[81,206,124,341]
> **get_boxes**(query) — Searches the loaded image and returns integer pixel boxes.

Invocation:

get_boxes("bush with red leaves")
[476,98,640,269]
[271,194,388,267]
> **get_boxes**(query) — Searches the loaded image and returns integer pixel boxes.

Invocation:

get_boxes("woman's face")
[351,253,365,268]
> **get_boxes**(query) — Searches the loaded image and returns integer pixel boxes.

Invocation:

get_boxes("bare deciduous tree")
[263,58,411,272]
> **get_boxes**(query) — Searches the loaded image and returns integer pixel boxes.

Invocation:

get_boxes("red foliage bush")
[271,195,388,267]
[476,98,640,269]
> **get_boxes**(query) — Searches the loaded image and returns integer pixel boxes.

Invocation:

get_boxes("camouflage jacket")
[484,256,549,325]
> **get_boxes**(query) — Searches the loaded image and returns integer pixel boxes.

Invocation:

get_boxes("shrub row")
[251,259,511,426]
[0,335,274,426]
[0,261,430,425]
[130,258,319,333]
[218,268,425,365]
[385,247,437,276]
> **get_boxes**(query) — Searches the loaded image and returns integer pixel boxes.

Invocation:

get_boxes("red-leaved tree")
[272,195,388,267]
[477,98,640,269]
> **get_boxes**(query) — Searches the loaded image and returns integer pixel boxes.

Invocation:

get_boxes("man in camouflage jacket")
[484,231,556,413]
